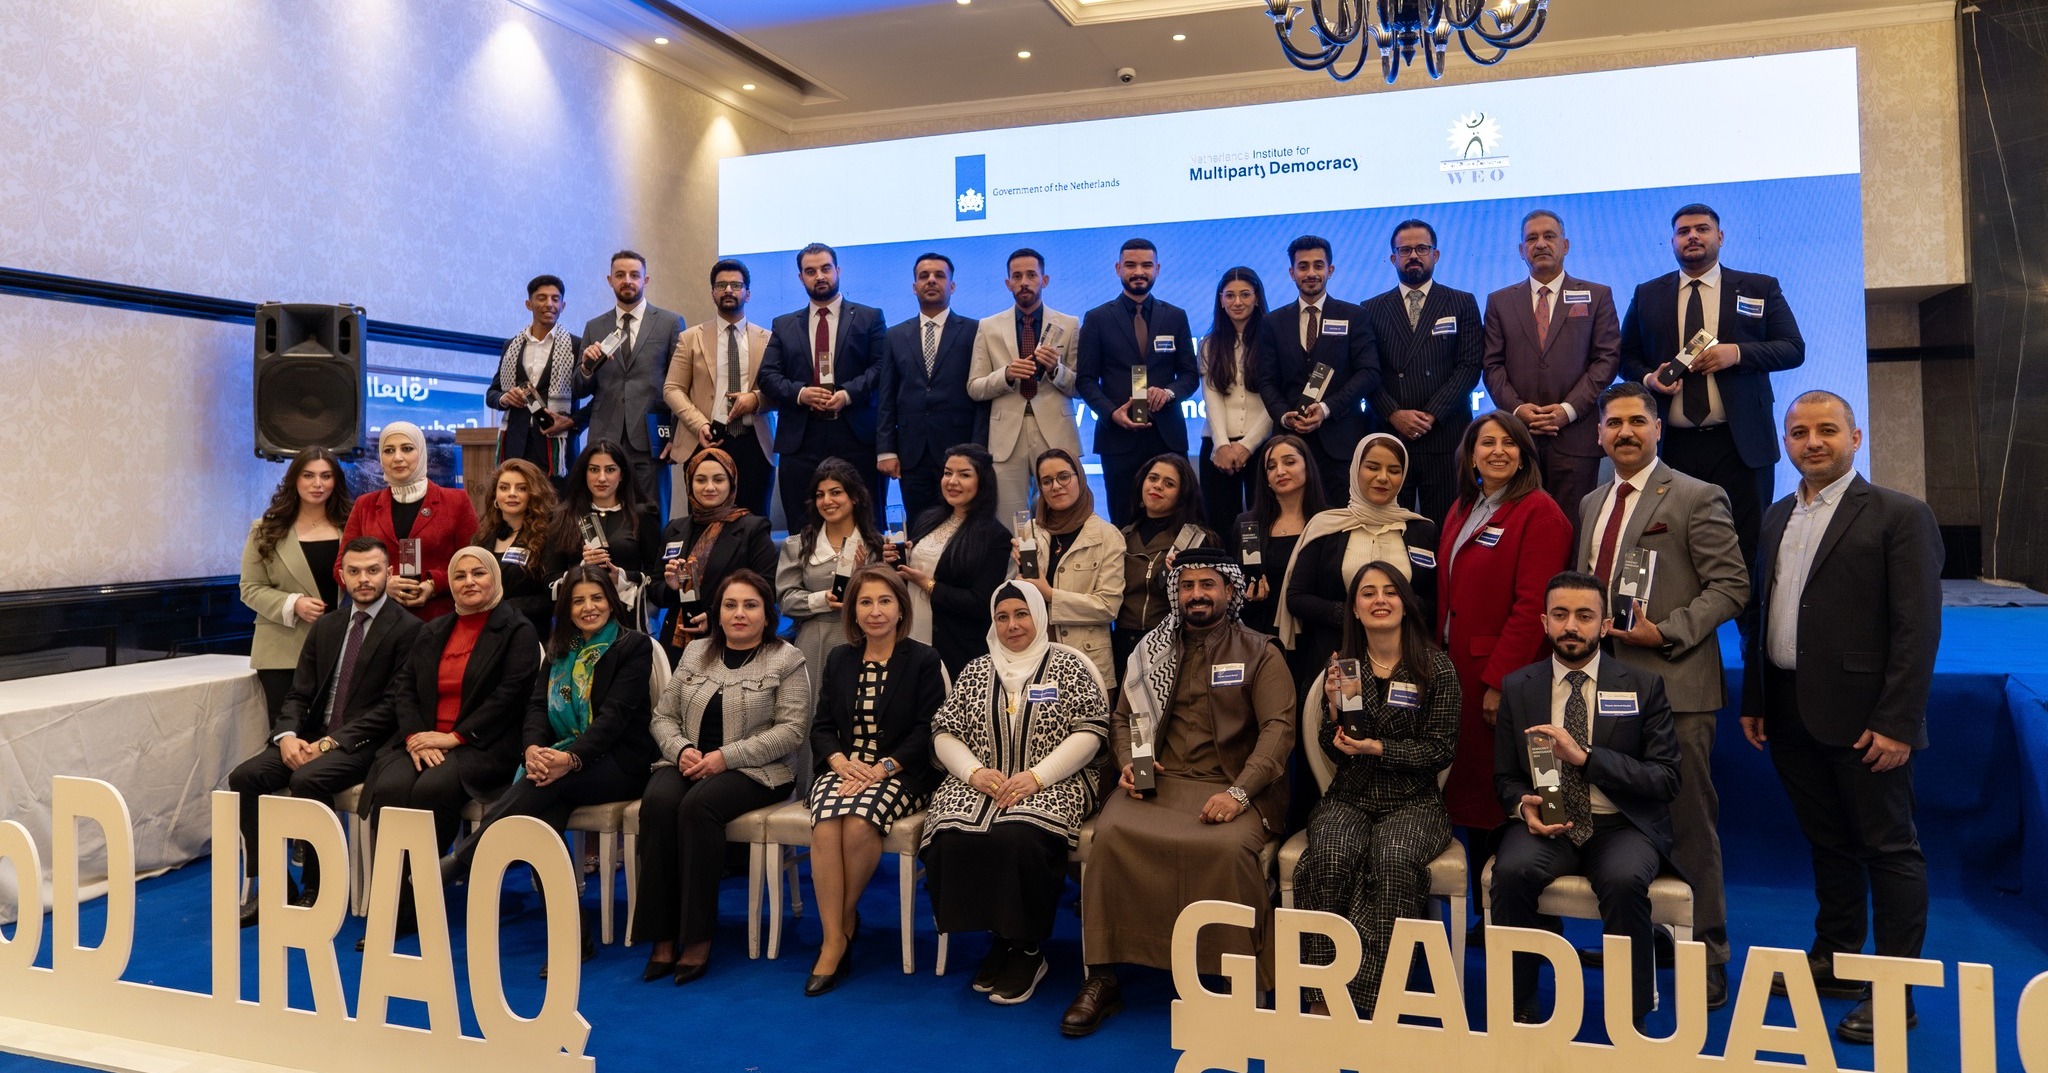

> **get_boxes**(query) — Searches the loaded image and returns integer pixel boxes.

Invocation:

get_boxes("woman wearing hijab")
[801,565,946,996]
[1010,448,1123,689]
[922,581,1107,1006]
[241,446,352,728]
[361,545,539,936]
[341,422,477,621]
[438,563,657,972]
[656,447,775,665]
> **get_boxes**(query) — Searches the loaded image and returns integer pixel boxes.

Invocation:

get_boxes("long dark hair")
[1337,561,1440,676]
[254,448,353,560]
[472,458,558,568]
[1454,410,1544,511]
[546,563,626,660]
[1204,266,1266,394]
[699,569,785,662]
[1127,453,1205,532]
[553,440,646,554]
[797,456,885,562]
[911,443,999,539]
[1249,433,1327,533]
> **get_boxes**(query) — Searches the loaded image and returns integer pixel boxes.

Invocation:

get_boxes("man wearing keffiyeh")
[1060,548,1297,1038]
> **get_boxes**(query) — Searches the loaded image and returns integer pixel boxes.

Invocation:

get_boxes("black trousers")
[1658,424,1772,569]
[256,669,295,732]
[1099,431,1172,529]
[1199,436,1257,541]
[631,766,787,945]
[1492,813,1662,1020]
[363,749,479,850]
[444,753,650,876]
[777,425,882,534]
[1397,449,1463,530]
[897,449,947,525]
[718,430,775,519]
[1530,445,1602,542]
[1763,665,1927,960]
[227,743,377,887]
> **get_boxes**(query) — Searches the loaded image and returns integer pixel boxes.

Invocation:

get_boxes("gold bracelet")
[1028,769,1045,792]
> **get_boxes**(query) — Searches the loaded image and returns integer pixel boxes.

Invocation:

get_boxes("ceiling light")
[957,0,971,5]
[1172,33,1186,41]
[1268,0,1549,83]
[653,36,669,45]
[741,83,756,91]
[1017,50,1032,58]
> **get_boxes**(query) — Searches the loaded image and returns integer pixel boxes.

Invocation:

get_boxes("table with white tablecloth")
[0,654,266,925]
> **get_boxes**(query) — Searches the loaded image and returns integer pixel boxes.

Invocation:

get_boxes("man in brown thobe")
[1062,549,1296,1038]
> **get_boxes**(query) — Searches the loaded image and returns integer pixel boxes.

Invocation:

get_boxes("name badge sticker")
[1431,316,1458,336]
[1387,681,1422,709]
[1320,318,1349,336]
[1211,663,1246,687]
[1597,691,1640,717]
[1027,684,1059,705]
[663,541,685,562]
[1562,289,1592,305]
[1408,548,1437,570]
[1475,526,1505,548]
[501,547,529,568]
[1152,337,1176,352]
[1736,295,1766,318]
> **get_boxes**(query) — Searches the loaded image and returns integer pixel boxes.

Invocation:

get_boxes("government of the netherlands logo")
[955,154,987,221]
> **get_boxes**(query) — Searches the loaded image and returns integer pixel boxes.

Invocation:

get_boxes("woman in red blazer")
[1435,411,1572,831]
[340,421,479,621]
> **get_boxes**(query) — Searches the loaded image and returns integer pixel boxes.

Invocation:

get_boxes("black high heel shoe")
[642,951,679,982]
[804,950,853,997]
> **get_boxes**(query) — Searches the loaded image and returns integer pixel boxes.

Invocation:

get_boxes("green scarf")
[546,620,621,747]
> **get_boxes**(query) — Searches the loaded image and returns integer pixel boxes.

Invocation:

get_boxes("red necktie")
[1019,317,1039,401]
[1593,483,1635,584]
[1535,286,1552,347]
[813,308,831,385]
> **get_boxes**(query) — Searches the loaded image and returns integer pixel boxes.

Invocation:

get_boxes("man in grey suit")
[1576,381,1748,1008]
[1741,389,1941,1045]
[970,247,1083,525]
[577,249,685,511]
[1482,209,1621,538]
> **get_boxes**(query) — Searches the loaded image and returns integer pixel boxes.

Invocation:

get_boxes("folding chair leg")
[787,852,804,918]
[598,832,616,944]
[747,842,763,960]
[935,931,949,977]
[624,832,639,948]
[1447,893,1468,992]
[766,842,785,960]
[898,854,915,974]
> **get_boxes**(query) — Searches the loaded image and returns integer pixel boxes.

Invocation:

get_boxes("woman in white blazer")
[1009,449,1122,691]
[239,447,353,728]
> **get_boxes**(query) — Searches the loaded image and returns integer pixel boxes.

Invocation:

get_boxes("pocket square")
[1566,303,1590,318]
[1642,523,1670,535]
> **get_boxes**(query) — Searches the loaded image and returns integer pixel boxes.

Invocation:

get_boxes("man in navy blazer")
[1362,220,1484,522]
[878,252,985,522]
[1619,204,1805,568]
[576,250,685,510]
[757,242,890,528]
[1076,237,1200,526]
[1491,570,1679,1025]
[1740,390,1941,1044]
[1252,234,1379,507]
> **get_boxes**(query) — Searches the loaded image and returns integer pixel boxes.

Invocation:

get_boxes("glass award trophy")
[1656,329,1717,386]
[1614,547,1657,630]
[885,506,908,566]
[816,347,838,420]
[1298,362,1336,414]
[397,538,422,579]
[578,515,608,550]
[1237,518,1263,583]
[1528,733,1565,823]
[598,327,626,362]
[1016,511,1040,579]
[1035,322,1065,380]
[1129,366,1151,426]
[832,537,857,601]
[1130,715,1158,799]
[675,557,703,626]
[1334,658,1369,740]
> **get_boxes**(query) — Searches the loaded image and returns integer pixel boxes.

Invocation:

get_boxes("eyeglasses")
[1039,472,1078,488]
[711,282,747,292]
[1394,245,1437,257]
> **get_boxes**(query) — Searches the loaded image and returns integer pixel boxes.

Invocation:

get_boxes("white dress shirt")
[1296,295,1329,351]
[520,326,559,388]
[614,299,649,352]
[1767,468,1857,670]
[808,296,845,381]
[1202,338,1273,450]
[1585,460,1661,572]
[1667,264,1728,427]
[1550,653,1617,815]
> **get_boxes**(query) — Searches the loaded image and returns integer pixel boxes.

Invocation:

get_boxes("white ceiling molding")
[1044,0,1251,25]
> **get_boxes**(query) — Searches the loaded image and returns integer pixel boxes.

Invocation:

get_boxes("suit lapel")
[1591,659,1630,747]
[275,530,321,603]
[1619,463,1674,550]
[1537,275,1574,359]
[461,612,508,712]
[940,314,974,382]
[1807,478,1870,578]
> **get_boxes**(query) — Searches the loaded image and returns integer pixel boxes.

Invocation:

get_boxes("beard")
[807,278,840,302]
[1397,263,1432,287]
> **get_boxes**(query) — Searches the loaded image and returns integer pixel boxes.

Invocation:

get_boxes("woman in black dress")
[547,439,663,630]
[801,565,946,995]
[474,458,559,637]
[890,444,1013,681]
[1228,433,1325,643]
[655,446,774,664]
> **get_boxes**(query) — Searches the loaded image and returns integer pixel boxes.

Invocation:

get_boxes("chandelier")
[1265,0,1550,83]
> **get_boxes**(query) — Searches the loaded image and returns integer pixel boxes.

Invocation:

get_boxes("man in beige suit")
[664,258,775,516]
[1576,380,1748,1009]
[970,248,1084,527]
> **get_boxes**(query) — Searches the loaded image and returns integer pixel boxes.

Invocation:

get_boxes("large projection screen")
[721,48,1864,501]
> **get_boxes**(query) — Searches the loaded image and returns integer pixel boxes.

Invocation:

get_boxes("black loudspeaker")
[253,303,366,460]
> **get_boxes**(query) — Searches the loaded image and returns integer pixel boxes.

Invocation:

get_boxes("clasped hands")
[406,731,462,770]
[797,385,850,412]
[833,753,895,797]
[971,765,1040,809]
[675,746,729,780]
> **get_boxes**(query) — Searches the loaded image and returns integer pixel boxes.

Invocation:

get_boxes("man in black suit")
[878,252,984,522]
[1491,570,1679,1026]
[1619,204,1805,567]
[1740,390,1941,1045]
[227,537,421,926]
[1252,234,1378,506]
[576,250,686,511]
[1362,219,1484,523]
[758,242,890,527]
[1076,237,1200,526]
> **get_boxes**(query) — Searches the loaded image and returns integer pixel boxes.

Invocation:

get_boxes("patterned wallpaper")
[0,0,786,591]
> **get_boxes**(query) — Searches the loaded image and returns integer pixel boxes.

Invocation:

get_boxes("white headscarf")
[1273,433,1427,646]
[984,581,1103,702]
[379,421,430,504]
[446,545,504,613]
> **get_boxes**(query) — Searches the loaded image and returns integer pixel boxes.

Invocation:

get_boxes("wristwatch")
[1226,786,1251,811]
[316,737,338,754]
[879,758,900,777]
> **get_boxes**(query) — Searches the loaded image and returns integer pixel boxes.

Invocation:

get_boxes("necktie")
[329,610,371,732]
[1132,302,1150,353]
[1561,670,1595,846]
[619,313,634,359]
[1593,482,1635,584]
[1405,289,1424,329]
[1535,286,1552,347]
[813,307,831,385]
[1018,316,1039,401]
[922,319,938,380]
[1304,304,1321,351]
[1681,280,1708,423]
[725,325,742,421]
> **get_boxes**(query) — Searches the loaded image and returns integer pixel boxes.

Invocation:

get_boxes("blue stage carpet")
[3,605,2046,1072]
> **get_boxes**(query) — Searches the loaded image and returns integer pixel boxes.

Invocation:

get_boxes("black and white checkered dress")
[808,660,925,829]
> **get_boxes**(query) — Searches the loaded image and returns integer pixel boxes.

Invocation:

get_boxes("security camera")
[1116,67,1137,84]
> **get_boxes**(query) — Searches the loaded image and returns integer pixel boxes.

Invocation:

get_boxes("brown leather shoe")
[1060,975,1123,1038]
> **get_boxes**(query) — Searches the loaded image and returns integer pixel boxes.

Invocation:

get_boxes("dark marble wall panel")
[1962,2,2048,591]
